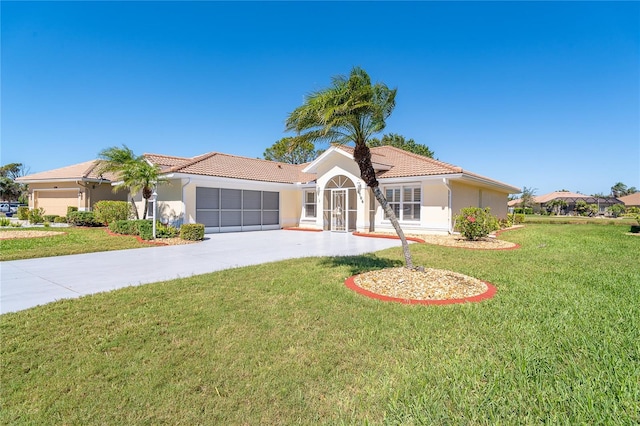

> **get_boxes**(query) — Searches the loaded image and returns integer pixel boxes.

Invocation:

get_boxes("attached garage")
[34,190,78,216]
[196,187,280,233]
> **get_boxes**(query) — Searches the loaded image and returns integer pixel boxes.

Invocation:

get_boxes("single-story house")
[508,190,623,215]
[18,145,520,234]
[617,192,640,209]
[15,160,127,216]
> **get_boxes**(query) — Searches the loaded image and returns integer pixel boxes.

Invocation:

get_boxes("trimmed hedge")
[67,206,78,216]
[43,215,60,223]
[54,216,67,223]
[68,211,102,227]
[94,201,131,225]
[137,220,153,240]
[109,219,152,236]
[180,223,205,241]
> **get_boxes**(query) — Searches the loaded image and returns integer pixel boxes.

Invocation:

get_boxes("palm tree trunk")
[130,196,139,220]
[142,198,149,220]
[353,143,413,268]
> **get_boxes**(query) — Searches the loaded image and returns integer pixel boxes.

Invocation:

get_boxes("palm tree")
[96,145,165,219]
[286,67,414,268]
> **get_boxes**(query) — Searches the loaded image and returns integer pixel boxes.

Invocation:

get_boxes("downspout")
[443,178,453,234]
[181,177,191,226]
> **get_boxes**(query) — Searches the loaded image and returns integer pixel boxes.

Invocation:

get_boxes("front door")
[331,189,347,232]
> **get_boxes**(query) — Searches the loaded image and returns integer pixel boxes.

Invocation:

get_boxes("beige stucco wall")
[450,181,509,219]
[28,182,126,216]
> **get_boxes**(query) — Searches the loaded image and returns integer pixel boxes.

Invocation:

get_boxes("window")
[304,190,316,218]
[384,185,421,221]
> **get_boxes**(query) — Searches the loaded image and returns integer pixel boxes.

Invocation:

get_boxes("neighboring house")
[18,145,520,234]
[16,161,127,216]
[508,191,623,215]
[618,192,640,209]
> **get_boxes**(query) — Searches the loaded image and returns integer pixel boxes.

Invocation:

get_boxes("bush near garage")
[67,211,102,227]
[43,215,60,223]
[17,206,29,220]
[93,201,131,225]
[28,208,45,224]
[454,207,500,241]
[180,224,205,241]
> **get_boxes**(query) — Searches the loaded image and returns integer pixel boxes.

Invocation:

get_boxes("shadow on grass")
[320,254,403,277]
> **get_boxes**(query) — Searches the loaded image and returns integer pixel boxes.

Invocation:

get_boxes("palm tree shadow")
[320,254,402,276]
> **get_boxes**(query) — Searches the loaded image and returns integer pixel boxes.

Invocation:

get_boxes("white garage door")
[35,190,78,216]
[196,187,279,233]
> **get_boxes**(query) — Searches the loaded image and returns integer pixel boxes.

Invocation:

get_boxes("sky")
[2,1,638,196]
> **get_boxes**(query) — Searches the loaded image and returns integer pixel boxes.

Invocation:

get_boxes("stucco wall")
[450,181,509,219]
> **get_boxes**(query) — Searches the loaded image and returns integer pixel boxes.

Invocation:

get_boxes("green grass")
[0,227,152,261]
[1,224,639,424]
[522,214,637,226]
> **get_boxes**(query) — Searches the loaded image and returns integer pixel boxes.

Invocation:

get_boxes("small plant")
[43,215,60,223]
[454,207,499,241]
[10,221,22,227]
[17,206,29,220]
[28,208,45,224]
[155,221,179,238]
[94,201,131,225]
[44,222,51,228]
[0,217,11,227]
[180,223,205,241]
[54,216,67,223]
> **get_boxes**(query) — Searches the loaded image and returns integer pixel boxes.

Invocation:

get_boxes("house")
[15,160,127,216]
[508,190,623,215]
[18,145,520,234]
[618,192,640,209]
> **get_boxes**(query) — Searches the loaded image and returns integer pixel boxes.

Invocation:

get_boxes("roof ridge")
[370,145,463,173]
[168,151,220,172]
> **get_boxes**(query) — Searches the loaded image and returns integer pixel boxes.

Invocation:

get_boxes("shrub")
[137,220,153,240]
[93,201,131,225]
[10,221,22,228]
[109,220,139,235]
[43,215,60,223]
[180,223,205,241]
[514,214,525,224]
[607,204,625,218]
[67,206,78,217]
[514,207,533,215]
[156,221,179,238]
[54,216,67,223]
[17,206,29,220]
[28,208,45,224]
[67,211,102,227]
[498,217,512,229]
[454,207,499,241]
[0,217,11,227]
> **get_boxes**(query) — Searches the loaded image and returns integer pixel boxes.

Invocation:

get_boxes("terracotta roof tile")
[618,192,640,206]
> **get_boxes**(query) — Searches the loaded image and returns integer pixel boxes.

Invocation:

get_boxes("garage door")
[35,190,78,216]
[196,187,279,233]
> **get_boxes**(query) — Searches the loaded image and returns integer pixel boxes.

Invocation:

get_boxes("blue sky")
[2,1,638,196]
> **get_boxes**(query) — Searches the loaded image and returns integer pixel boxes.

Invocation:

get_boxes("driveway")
[0,230,405,314]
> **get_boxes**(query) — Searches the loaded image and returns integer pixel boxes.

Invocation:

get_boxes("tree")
[0,163,29,202]
[263,136,320,164]
[611,182,628,197]
[368,133,434,158]
[0,163,29,180]
[96,145,166,219]
[286,67,414,267]
[518,186,537,211]
[546,199,567,215]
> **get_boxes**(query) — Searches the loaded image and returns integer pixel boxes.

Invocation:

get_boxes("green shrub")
[67,211,102,227]
[0,217,11,227]
[137,220,153,240]
[180,223,205,241]
[514,213,525,224]
[514,207,533,215]
[454,207,500,241]
[54,216,67,223]
[43,215,60,223]
[93,201,131,225]
[28,208,45,224]
[17,206,29,220]
[607,204,625,218]
[109,220,139,235]
[498,217,512,229]
[156,221,179,238]
[67,206,78,217]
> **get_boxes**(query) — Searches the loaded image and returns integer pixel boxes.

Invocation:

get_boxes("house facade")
[18,146,520,234]
[508,191,623,216]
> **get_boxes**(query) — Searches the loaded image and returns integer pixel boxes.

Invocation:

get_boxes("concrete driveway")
[0,230,405,314]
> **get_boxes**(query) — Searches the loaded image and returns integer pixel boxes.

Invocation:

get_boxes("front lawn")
[0,227,153,261]
[1,224,638,424]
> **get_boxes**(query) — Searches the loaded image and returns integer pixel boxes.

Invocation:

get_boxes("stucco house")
[18,145,520,234]
[617,192,640,209]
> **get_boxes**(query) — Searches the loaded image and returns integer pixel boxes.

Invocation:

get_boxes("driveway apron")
[0,230,405,314]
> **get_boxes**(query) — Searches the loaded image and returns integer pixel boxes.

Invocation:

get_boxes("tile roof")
[155,152,316,184]
[618,192,640,206]
[509,191,625,206]
[16,160,118,182]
